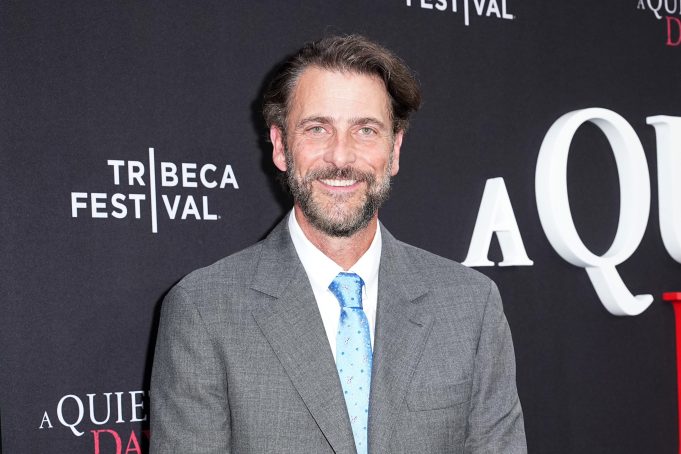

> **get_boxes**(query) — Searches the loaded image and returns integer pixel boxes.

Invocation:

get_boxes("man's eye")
[307,126,326,134]
[359,127,376,136]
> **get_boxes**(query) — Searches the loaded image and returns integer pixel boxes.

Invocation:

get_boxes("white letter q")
[535,108,652,316]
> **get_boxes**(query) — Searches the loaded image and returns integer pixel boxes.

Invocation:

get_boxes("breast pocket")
[406,380,472,411]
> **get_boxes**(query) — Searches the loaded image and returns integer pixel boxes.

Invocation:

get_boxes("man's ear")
[390,130,404,176]
[270,126,287,172]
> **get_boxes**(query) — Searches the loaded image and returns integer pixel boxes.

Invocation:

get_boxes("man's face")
[270,67,403,237]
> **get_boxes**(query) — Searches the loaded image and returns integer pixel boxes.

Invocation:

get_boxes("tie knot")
[329,272,364,309]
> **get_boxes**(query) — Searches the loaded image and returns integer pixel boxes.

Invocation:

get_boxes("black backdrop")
[2,1,681,452]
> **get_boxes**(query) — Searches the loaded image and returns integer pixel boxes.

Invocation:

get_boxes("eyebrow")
[296,116,333,129]
[348,117,387,130]
[296,116,387,130]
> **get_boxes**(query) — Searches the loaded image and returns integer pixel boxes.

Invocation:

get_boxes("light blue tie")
[329,272,372,454]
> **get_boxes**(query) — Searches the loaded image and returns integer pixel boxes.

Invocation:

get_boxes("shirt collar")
[287,209,382,290]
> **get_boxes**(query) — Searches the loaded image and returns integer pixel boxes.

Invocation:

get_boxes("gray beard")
[284,151,392,237]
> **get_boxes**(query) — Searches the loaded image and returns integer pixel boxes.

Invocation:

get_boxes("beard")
[284,148,393,237]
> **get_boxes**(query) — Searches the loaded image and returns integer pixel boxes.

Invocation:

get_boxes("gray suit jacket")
[150,218,526,453]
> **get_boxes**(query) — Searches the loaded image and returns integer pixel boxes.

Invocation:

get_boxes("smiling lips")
[319,179,358,187]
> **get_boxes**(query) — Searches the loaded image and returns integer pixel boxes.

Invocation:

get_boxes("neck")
[294,205,378,271]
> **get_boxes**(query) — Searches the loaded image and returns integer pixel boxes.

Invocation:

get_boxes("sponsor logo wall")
[2,1,679,452]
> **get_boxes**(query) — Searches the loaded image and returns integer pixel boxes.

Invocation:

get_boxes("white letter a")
[462,178,533,267]
[39,411,53,429]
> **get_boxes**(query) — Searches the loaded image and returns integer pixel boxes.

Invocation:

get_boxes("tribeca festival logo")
[404,0,514,26]
[71,148,239,233]
[637,0,681,46]
[39,390,149,453]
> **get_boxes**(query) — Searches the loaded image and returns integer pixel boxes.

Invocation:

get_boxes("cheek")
[290,143,328,169]
[366,147,396,173]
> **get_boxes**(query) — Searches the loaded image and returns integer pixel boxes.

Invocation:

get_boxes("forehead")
[288,67,391,124]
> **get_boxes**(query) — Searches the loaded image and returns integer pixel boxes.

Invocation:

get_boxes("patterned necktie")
[329,272,372,454]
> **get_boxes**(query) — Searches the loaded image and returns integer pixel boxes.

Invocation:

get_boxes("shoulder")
[162,240,266,318]
[391,238,497,303]
[387,239,506,346]
[176,240,264,292]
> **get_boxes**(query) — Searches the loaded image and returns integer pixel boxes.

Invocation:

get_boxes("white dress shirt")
[288,210,381,361]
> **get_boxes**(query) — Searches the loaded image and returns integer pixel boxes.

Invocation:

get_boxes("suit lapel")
[368,226,434,454]
[250,219,356,454]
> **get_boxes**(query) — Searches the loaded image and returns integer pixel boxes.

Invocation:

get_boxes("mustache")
[303,166,376,183]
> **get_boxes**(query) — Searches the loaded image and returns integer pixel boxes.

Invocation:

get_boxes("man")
[151,35,526,453]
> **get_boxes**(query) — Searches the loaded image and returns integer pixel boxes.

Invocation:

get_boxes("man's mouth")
[319,179,358,187]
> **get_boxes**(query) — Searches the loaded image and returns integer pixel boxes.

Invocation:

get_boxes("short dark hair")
[262,35,421,134]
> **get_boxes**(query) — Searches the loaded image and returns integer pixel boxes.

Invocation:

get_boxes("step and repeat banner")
[2,1,680,452]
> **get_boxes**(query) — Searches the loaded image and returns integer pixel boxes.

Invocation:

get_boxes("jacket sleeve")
[150,285,230,453]
[464,282,527,453]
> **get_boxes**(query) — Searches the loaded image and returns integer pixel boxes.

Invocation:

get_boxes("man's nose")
[323,132,356,168]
